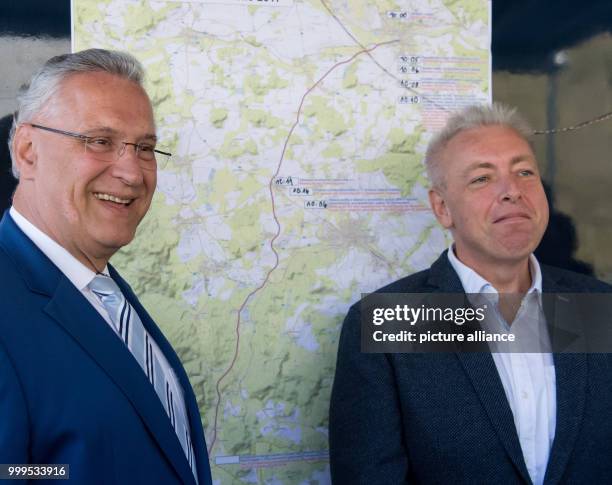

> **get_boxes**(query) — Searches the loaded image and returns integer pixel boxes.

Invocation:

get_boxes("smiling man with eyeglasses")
[26,123,171,170]
[0,49,212,485]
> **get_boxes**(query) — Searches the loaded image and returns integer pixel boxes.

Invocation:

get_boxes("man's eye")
[518,169,534,176]
[88,137,113,146]
[138,144,155,153]
[470,175,488,185]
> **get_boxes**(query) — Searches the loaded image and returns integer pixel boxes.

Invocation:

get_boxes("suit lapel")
[428,252,531,483]
[543,294,585,352]
[0,212,196,485]
[455,353,531,482]
[543,353,587,485]
[541,271,588,485]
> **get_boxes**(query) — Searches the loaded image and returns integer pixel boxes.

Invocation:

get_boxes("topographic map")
[73,0,490,483]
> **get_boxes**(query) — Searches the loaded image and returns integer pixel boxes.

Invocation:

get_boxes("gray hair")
[9,48,145,178]
[424,103,533,189]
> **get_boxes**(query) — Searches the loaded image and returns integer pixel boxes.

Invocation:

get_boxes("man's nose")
[112,142,144,185]
[499,176,521,202]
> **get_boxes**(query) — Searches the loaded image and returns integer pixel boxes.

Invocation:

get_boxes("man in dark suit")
[0,49,212,484]
[329,104,612,484]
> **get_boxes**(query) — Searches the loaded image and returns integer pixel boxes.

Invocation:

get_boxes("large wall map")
[73,1,490,482]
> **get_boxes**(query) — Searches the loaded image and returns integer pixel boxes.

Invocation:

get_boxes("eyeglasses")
[27,123,171,170]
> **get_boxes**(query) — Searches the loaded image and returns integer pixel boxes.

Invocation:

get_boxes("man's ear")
[428,188,453,229]
[12,125,38,180]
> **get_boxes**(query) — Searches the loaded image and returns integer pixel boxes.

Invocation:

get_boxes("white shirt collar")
[447,243,542,295]
[9,206,108,290]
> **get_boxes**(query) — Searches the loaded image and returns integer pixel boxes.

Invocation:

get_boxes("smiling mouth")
[494,213,530,223]
[94,192,134,206]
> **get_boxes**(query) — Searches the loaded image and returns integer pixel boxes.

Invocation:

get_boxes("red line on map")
[207,39,397,455]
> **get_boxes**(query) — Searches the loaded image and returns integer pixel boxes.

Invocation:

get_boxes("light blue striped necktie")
[88,274,198,481]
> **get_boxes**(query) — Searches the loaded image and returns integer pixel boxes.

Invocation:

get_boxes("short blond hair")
[425,103,533,189]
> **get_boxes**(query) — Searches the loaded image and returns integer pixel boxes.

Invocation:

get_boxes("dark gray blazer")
[329,250,612,484]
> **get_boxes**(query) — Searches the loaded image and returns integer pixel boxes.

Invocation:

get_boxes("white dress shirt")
[448,246,556,485]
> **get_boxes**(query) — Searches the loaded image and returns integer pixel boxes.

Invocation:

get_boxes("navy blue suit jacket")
[0,212,213,485]
[330,250,612,484]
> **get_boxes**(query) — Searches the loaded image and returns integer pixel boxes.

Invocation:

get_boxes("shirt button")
[522,391,529,399]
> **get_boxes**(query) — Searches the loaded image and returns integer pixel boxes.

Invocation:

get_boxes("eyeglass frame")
[25,123,171,167]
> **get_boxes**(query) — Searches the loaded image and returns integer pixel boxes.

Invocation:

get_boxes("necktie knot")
[88,274,121,295]
[88,275,125,324]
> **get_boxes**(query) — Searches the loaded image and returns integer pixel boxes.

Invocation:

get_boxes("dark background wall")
[1,0,611,279]
[492,2,612,279]
[0,1,70,214]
